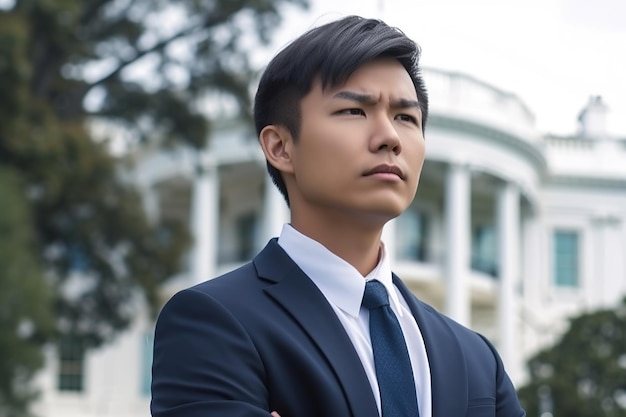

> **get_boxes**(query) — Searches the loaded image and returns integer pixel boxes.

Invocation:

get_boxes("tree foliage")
[518,298,626,417]
[0,168,54,417]
[0,0,307,414]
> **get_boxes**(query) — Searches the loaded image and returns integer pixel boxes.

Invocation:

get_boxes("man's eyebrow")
[390,98,420,109]
[332,91,378,105]
[332,91,420,109]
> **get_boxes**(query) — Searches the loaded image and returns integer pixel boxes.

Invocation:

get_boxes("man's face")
[285,58,426,225]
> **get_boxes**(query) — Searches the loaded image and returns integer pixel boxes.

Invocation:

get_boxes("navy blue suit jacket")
[151,239,525,417]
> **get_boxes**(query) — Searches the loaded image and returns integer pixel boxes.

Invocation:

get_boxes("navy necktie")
[362,280,419,417]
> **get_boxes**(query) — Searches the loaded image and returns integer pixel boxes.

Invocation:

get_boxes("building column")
[262,174,290,244]
[190,158,219,284]
[591,213,623,307]
[496,182,520,379]
[522,208,543,316]
[444,162,471,327]
[521,208,556,372]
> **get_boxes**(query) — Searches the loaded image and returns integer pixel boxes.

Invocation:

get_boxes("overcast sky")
[2,0,623,137]
[268,0,626,138]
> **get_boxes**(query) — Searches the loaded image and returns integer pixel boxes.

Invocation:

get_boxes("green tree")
[0,168,54,416]
[518,298,626,417]
[0,0,307,415]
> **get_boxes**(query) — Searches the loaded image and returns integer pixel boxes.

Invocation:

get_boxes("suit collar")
[255,240,469,417]
[393,274,469,417]
[276,225,365,317]
[254,240,379,417]
[276,224,401,319]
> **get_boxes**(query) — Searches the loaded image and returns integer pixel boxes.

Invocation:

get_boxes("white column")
[444,163,471,326]
[190,158,219,284]
[496,182,520,379]
[591,214,623,307]
[521,210,545,347]
[591,216,606,308]
[262,175,290,244]
[522,209,544,315]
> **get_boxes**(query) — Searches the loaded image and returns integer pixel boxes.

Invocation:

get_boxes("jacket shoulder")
[192,262,258,291]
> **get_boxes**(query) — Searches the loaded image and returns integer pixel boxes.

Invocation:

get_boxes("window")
[141,332,154,396]
[471,225,498,277]
[396,209,428,262]
[58,336,85,392]
[554,230,579,287]
[217,211,260,265]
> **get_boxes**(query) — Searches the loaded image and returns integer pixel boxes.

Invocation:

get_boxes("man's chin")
[355,206,406,227]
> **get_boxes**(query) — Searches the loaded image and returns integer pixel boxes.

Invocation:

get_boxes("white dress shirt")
[277,224,432,417]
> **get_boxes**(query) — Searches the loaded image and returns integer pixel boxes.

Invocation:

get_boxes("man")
[151,15,525,417]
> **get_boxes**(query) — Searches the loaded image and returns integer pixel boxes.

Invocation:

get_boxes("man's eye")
[396,114,417,124]
[337,108,365,116]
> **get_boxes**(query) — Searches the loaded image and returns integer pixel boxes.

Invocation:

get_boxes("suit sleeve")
[478,335,526,417]
[151,288,271,417]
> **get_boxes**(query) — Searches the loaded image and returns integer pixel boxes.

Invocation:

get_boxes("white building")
[33,68,626,416]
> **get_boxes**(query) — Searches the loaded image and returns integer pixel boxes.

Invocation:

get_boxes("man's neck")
[289,213,386,276]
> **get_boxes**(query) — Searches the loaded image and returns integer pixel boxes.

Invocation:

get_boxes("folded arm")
[151,288,274,417]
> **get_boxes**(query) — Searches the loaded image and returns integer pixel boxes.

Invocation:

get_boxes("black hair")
[253,15,428,206]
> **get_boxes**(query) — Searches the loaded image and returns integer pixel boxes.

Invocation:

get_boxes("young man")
[151,15,525,417]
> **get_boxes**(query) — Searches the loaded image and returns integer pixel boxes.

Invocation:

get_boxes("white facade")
[33,70,626,416]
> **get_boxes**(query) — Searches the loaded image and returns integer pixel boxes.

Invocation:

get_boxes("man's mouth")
[363,164,405,180]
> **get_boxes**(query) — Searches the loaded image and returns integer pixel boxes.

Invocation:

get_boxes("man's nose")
[369,116,402,155]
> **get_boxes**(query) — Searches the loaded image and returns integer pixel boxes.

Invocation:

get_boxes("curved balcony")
[421,69,546,214]
[423,67,538,143]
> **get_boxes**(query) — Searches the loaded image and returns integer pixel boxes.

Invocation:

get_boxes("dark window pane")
[58,336,84,392]
[554,230,579,287]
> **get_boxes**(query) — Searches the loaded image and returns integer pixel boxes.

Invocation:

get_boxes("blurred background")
[1,0,625,416]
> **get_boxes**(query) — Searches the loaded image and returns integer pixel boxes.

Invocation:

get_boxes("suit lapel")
[393,274,469,417]
[254,240,379,417]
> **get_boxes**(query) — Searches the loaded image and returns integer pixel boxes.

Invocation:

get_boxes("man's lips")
[363,164,405,180]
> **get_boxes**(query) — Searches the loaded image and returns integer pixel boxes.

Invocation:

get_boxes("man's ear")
[259,125,295,174]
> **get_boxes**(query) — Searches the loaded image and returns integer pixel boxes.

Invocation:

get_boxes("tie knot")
[362,280,390,310]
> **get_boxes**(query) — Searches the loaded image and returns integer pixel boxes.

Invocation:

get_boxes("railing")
[545,135,626,177]
[544,135,594,151]
[423,68,538,142]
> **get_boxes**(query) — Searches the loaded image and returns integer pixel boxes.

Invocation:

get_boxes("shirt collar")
[277,223,402,318]
[363,241,404,317]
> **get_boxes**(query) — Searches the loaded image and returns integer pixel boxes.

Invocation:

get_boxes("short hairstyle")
[253,15,429,206]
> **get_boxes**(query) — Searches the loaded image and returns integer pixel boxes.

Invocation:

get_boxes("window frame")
[57,335,85,393]
[553,229,580,288]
